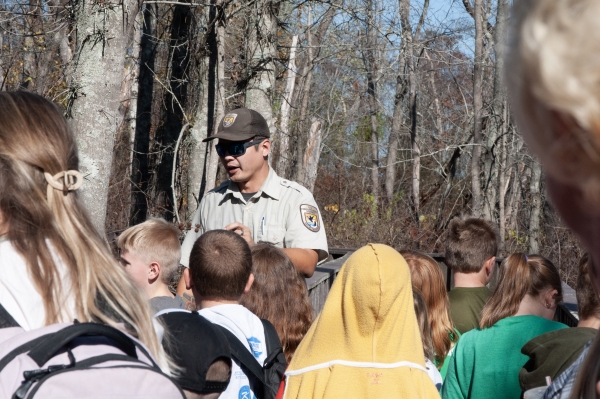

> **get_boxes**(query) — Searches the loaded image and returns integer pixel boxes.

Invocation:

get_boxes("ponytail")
[480,253,562,328]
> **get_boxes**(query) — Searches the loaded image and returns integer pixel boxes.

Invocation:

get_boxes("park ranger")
[177,107,328,304]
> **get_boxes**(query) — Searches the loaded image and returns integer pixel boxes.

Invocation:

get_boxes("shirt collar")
[224,166,281,201]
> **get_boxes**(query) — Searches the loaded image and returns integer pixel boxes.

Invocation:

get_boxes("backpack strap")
[214,325,266,386]
[0,303,20,329]
[27,323,138,367]
[260,319,286,368]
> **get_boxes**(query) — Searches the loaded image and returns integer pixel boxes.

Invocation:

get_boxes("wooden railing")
[306,248,579,327]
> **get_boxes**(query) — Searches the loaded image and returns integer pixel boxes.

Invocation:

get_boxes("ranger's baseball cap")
[202,107,270,142]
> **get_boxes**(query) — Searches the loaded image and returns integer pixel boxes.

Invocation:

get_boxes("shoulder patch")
[300,204,320,232]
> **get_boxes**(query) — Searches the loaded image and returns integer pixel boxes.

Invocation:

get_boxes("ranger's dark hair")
[445,217,499,273]
[189,230,252,300]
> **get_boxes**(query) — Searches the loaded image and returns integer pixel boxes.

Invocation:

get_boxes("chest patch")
[300,204,320,232]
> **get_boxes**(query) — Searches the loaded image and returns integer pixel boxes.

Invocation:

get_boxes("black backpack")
[216,319,287,399]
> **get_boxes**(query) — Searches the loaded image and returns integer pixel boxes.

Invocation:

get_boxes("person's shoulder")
[278,177,313,197]
[206,180,230,195]
[200,181,230,205]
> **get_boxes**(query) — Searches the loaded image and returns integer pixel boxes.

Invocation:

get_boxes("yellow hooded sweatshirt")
[282,244,440,399]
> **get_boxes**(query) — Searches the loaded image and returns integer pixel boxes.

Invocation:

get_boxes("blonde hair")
[508,0,600,207]
[401,250,457,368]
[118,218,182,284]
[0,92,167,369]
[480,253,562,329]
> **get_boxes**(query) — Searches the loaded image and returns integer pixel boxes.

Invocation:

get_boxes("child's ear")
[243,273,254,294]
[545,288,559,308]
[148,262,160,281]
[485,256,496,276]
[183,268,194,290]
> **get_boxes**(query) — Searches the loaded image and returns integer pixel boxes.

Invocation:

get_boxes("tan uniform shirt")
[180,167,328,267]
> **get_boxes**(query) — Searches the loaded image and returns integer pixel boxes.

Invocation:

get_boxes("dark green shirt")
[448,287,491,334]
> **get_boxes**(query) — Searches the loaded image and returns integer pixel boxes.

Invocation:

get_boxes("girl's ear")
[545,288,559,308]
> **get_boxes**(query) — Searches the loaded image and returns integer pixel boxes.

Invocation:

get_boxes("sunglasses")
[215,138,266,157]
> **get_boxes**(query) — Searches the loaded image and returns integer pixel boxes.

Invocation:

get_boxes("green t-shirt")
[448,287,491,334]
[441,315,567,399]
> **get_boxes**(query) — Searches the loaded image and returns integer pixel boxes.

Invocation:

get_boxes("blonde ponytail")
[0,92,168,370]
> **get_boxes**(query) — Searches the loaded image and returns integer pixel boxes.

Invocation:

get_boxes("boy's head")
[576,253,600,322]
[445,217,498,274]
[187,229,252,301]
[117,218,181,292]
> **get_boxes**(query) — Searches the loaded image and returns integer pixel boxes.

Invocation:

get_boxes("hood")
[519,327,596,391]
[283,244,439,399]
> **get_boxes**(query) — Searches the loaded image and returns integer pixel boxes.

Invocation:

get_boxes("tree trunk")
[302,118,323,192]
[69,0,139,232]
[292,2,337,181]
[483,0,508,221]
[186,58,210,219]
[470,0,484,217]
[399,0,419,221]
[131,3,157,225]
[154,1,192,221]
[276,34,298,178]
[365,0,379,204]
[203,0,225,194]
[529,159,542,253]
[244,0,278,133]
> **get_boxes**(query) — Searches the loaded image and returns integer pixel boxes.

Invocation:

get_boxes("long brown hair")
[0,92,166,367]
[401,250,456,367]
[412,290,434,360]
[480,253,563,328]
[240,244,313,363]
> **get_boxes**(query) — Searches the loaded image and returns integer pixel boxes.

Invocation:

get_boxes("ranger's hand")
[224,222,255,246]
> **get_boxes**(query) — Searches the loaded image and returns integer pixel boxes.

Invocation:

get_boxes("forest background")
[0,0,583,285]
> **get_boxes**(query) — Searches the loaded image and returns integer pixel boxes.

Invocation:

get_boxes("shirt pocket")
[258,224,286,246]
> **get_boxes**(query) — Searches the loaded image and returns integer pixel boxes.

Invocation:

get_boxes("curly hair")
[401,250,457,368]
[240,244,313,363]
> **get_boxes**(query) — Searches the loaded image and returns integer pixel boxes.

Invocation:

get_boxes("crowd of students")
[1,0,600,397]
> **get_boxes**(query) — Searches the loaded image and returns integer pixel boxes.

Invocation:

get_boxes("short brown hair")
[189,230,252,300]
[117,218,181,284]
[576,253,600,321]
[445,217,498,273]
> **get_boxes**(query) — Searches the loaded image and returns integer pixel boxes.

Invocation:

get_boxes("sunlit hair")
[575,253,600,321]
[117,218,181,284]
[480,254,563,329]
[0,92,167,368]
[445,217,498,273]
[401,249,456,367]
[412,290,434,360]
[240,244,313,363]
[507,0,600,208]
